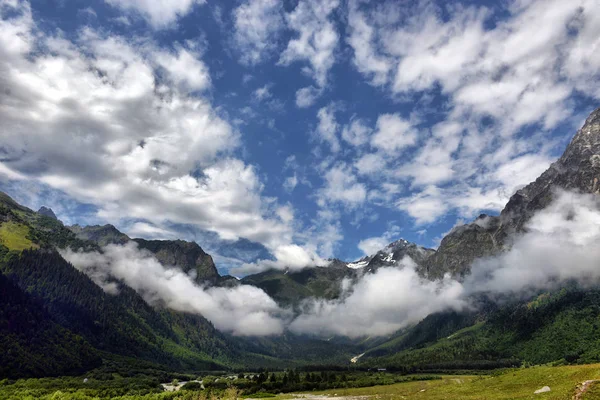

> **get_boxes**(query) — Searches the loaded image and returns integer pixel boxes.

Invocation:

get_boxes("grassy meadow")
[2,364,600,400]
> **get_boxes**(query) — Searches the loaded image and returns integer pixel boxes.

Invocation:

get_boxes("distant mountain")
[242,259,358,307]
[348,239,435,271]
[37,206,57,220]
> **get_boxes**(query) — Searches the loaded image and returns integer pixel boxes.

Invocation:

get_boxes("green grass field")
[274,364,600,400]
[0,222,37,251]
[3,364,600,399]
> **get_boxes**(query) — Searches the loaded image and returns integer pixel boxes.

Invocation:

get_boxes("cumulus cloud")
[290,258,466,337]
[232,244,325,275]
[315,104,340,152]
[0,0,297,261]
[279,0,339,103]
[295,86,322,108]
[318,163,367,208]
[357,236,388,256]
[370,113,418,153]
[59,190,600,339]
[253,84,273,101]
[342,0,600,226]
[61,242,287,336]
[341,118,371,147]
[232,0,284,65]
[346,0,391,86]
[104,0,203,28]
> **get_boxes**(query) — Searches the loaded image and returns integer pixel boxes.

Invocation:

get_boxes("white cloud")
[318,163,366,207]
[253,84,273,101]
[343,0,600,225]
[341,118,371,147]
[370,113,417,153]
[354,152,385,176]
[396,186,448,225]
[357,236,388,256]
[283,174,298,193]
[290,257,466,337]
[153,46,211,92]
[0,1,296,263]
[292,190,600,338]
[315,104,340,152]
[232,0,284,65]
[104,0,204,29]
[233,243,324,275]
[295,85,322,108]
[62,242,286,336]
[465,190,600,295]
[346,0,391,86]
[279,0,339,90]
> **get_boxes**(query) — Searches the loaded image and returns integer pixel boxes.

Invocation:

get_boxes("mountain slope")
[424,107,600,279]
[361,106,600,368]
[69,225,220,284]
[0,197,243,375]
[0,268,101,378]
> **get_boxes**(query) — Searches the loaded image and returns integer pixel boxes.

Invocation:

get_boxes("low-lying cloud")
[63,190,600,338]
[289,258,466,338]
[465,190,600,295]
[61,242,287,336]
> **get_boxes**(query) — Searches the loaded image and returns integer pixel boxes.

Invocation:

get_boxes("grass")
[0,222,38,251]
[2,364,600,399]
[274,364,600,400]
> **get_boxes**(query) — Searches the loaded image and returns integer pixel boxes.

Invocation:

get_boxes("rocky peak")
[69,224,130,246]
[347,238,435,271]
[68,224,219,284]
[501,106,600,228]
[37,206,57,220]
[133,238,219,283]
[424,106,600,280]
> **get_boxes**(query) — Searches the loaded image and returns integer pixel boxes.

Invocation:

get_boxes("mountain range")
[1,107,600,378]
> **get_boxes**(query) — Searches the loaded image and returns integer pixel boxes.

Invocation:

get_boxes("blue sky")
[0,0,599,276]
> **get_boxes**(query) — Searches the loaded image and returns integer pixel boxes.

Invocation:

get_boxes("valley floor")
[275,365,600,400]
[2,364,600,399]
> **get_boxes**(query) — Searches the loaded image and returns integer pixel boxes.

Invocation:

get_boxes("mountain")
[0,269,101,378]
[69,225,220,284]
[242,259,358,306]
[0,192,360,377]
[360,107,600,368]
[0,107,599,378]
[348,239,435,271]
[37,206,57,220]
[424,107,600,280]
[242,239,436,307]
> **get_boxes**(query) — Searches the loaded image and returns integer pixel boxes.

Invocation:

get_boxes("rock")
[534,386,551,394]
[37,206,57,220]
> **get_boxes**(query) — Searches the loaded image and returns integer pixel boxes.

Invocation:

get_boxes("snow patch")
[347,260,369,269]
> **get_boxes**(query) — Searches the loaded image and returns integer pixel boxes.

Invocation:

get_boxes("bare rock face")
[69,224,219,284]
[363,239,435,272]
[133,238,220,283]
[424,107,600,280]
[37,206,57,220]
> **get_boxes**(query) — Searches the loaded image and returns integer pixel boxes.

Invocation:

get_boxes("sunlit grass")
[0,221,38,251]
[275,364,600,400]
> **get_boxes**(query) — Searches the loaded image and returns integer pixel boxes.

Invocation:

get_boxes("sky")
[1,0,599,276]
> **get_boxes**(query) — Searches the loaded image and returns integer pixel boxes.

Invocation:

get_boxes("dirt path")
[573,380,600,400]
